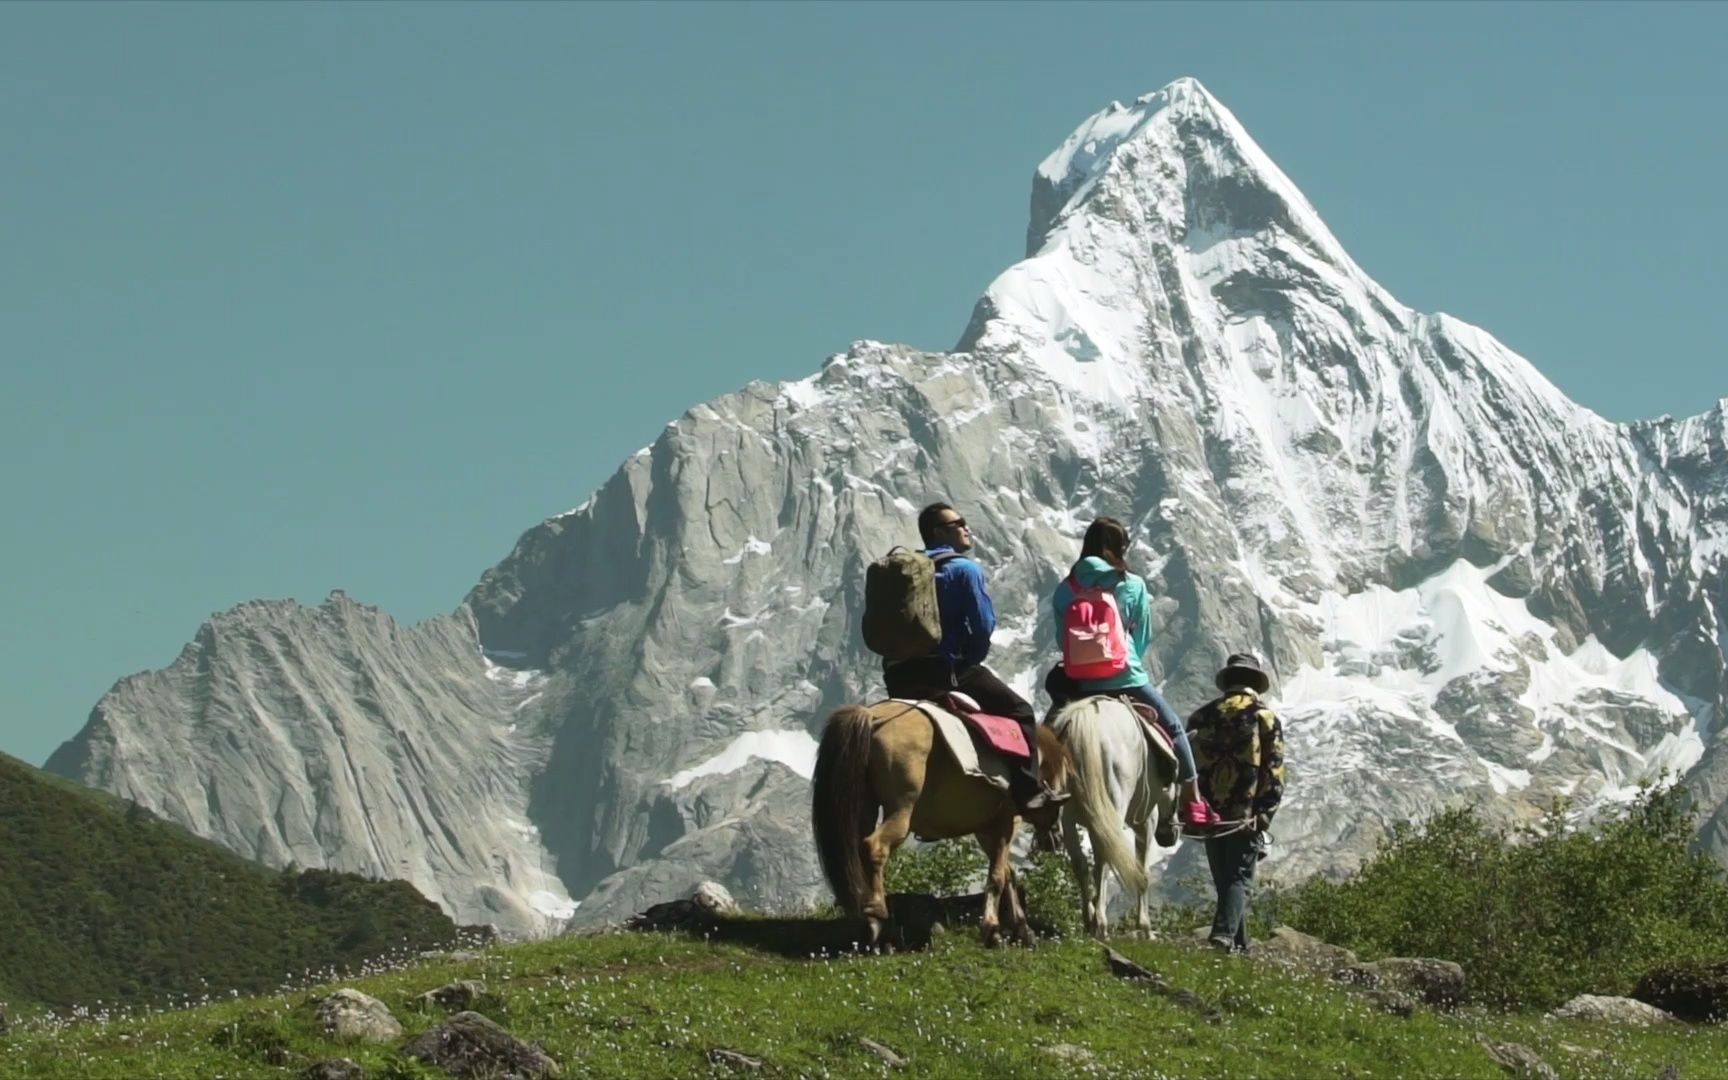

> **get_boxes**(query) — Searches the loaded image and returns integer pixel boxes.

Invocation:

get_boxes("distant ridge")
[0,750,467,1012]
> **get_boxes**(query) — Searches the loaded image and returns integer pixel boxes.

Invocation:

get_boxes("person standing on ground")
[1186,652,1285,954]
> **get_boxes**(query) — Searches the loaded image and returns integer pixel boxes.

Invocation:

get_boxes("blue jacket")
[924,544,996,668]
[1050,556,1153,692]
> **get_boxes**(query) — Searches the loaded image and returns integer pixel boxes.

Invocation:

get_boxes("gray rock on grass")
[859,1037,907,1068]
[315,989,403,1044]
[1547,994,1677,1026]
[401,1011,560,1078]
[1042,1043,1097,1065]
[1361,988,1419,1017]
[1476,1032,1558,1079]
[1337,958,1465,1010]
[693,881,740,916]
[416,980,486,1011]
[707,1048,764,1072]
[1254,927,1358,973]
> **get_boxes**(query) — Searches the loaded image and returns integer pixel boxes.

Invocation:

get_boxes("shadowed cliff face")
[50,79,1728,932]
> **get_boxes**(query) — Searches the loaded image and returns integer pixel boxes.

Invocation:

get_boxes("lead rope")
[1177,817,1258,840]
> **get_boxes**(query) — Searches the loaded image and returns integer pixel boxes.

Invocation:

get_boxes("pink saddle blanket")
[941,694,1030,760]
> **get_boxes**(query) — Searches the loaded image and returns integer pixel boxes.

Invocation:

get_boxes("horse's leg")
[1153,751,1180,847]
[862,803,913,945]
[975,817,1015,949]
[1004,872,1036,947]
[862,727,926,947]
[1061,813,1097,937]
[1133,817,1154,936]
[1091,835,1110,939]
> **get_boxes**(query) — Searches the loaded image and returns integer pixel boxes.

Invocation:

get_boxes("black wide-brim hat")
[1215,652,1270,693]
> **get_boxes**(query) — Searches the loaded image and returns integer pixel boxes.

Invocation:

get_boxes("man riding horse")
[811,501,1080,948]
[881,502,1069,820]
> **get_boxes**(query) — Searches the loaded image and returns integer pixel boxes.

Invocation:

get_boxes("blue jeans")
[1118,683,1198,784]
[1205,830,1258,951]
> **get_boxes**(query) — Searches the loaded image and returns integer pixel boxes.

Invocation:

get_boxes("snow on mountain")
[49,78,1728,931]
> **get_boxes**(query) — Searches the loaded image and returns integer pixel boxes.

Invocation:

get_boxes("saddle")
[1044,665,1176,765]
[1126,701,1179,767]
[880,698,1014,794]
[939,692,1030,761]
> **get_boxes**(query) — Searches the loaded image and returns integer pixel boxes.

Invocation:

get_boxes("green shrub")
[884,841,1080,938]
[1282,784,1728,1009]
[884,839,985,896]
[208,1015,293,1065]
[1017,850,1081,938]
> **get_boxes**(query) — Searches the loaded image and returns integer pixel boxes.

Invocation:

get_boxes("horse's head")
[1035,724,1074,797]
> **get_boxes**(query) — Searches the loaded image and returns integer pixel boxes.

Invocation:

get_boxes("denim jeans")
[1118,682,1198,784]
[1205,830,1259,951]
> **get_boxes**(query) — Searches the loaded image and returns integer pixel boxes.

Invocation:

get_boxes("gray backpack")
[861,547,957,660]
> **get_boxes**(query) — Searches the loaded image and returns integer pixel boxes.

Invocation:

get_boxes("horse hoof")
[981,926,1002,949]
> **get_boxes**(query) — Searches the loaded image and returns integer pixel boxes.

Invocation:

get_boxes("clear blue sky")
[2,2,1724,763]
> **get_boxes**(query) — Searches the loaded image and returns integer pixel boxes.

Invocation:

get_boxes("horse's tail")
[1055,702,1150,894]
[812,704,878,914]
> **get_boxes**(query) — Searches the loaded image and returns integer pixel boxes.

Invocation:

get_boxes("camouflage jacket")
[1186,689,1285,823]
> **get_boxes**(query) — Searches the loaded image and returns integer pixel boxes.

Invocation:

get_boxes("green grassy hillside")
[0,925,1721,1079]
[0,752,468,1013]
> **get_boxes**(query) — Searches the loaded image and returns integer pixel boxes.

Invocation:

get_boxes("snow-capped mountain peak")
[972,76,1409,409]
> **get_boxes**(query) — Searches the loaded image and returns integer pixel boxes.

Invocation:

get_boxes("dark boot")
[1012,775,1070,829]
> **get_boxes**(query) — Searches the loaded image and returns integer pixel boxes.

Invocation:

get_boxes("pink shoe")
[1181,799,1222,827]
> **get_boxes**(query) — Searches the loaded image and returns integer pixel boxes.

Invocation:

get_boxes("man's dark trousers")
[884,656,1042,799]
[1205,830,1260,952]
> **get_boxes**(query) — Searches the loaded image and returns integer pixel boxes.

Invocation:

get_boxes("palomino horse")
[1049,696,1179,937]
[811,700,1078,948]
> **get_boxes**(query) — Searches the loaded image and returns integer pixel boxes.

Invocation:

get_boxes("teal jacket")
[1050,557,1153,692]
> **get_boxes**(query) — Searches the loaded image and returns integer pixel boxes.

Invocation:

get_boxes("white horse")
[1049,696,1180,937]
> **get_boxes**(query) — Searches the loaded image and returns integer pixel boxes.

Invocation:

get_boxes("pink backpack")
[1061,575,1129,680]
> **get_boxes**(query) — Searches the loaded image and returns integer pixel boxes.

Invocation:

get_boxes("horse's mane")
[1049,694,1114,734]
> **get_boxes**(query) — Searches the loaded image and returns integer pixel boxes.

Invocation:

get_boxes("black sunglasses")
[941,518,968,531]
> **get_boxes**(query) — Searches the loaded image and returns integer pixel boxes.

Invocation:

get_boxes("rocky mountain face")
[48,78,1728,933]
[46,596,575,931]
